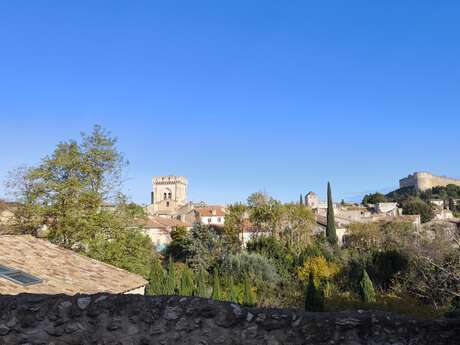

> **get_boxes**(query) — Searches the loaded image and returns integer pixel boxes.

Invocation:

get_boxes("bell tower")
[150,176,188,215]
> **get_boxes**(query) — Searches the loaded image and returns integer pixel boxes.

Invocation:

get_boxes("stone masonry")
[0,294,459,345]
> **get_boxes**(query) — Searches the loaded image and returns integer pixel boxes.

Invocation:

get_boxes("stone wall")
[400,172,460,191]
[0,294,459,345]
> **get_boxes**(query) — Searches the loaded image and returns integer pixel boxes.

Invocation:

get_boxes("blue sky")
[1,1,459,205]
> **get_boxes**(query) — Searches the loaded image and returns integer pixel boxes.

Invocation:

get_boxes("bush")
[296,256,339,286]
[368,250,408,290]
[221,252,280,286]
[359,270,376,303]
[402,198,434,223]
[305,272,324,312]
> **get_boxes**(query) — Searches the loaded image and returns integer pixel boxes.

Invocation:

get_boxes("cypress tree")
[300,194,304,205]
[228,276,239,304]
[359,269,376,303]
[326,182,338,245]
[305,272,324,312]
[194,269,207,298]
[164,256,176,295]
[242,277,256,306]
[211,270,223,301]
[179,266,194,296]
[147,257,166,295]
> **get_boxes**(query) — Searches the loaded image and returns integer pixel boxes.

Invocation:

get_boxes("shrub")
[221,252,280,285]
[369,249,408,290]
[296,256,339,286]
[147,257,165,295]
[305,272,324,312]
[359,269,376,303]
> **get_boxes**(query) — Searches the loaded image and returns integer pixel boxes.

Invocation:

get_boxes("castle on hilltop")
[399,172,460,191]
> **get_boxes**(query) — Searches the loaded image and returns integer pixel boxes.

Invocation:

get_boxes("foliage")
[369,250,409,290]
[6,125,153,277]
[147,257,166,295]
[227,277,239,303]
[359,270,376,303]
[402,198,434,223]
[296,256,339,286]
[165,226,192,262]
[362,192,388,205]
[179,266,194,296]
[246,235,294,278]
[279,203,315,253]
[221,252,280,286]
[164,256,177,295]
[223,203,246,251]
[305,272,324,312]
[211,270,224,301]
[242,278,256,306]
[193,269,208,298]
[326,182,337,245]
[247,192,282,235]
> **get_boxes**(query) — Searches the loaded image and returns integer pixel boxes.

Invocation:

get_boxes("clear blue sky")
[1,1,459,205]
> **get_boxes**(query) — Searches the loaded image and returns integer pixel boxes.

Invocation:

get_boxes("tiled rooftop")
[0,235,147,295]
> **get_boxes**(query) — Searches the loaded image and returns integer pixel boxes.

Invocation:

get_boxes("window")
[208,218,212,223]
[168,192,172,199]
[166,201,170,207]
[217,217,222,223]
[0,265,41,286]
[163,193,167,200]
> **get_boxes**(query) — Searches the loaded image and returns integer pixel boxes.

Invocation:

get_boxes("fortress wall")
[400,172,460,191]
[0,294,459,345]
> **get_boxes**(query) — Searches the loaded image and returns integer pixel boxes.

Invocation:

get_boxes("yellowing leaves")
[296,256,339,285]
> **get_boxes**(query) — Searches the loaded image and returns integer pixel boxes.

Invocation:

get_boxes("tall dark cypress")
[326,182,337,245]
[300,194,304,205]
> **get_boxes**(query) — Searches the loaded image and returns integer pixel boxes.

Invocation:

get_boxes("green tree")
[164,256,177,295]
[223,203,246,251]
[362,192,388,205]
[304,272,324,312]
[299,194,304,205]
[242,278,256,306]
[228,276,239,303]
[147,257,165,295]
[211,270,223,301]
[326,182,337,245]
[359,269,376,303]
[194,269,208,298]
[402,198,435,223]
[247,192,282,236]
[179,266,194,296]
[6,125,153,277]
[165,226,192,261]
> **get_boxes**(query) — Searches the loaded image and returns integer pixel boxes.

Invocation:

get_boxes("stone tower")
[150,176,188,215]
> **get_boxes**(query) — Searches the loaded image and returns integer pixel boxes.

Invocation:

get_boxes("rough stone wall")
[0,294,458,345]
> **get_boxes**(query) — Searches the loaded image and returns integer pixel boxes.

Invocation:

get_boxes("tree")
[296,256,339,286]
[165,226,192,261]
[326,182,337,245]
[242,278,256,306]
[211,270,223,301]
[194,269,208,298]
[362,193,388,206]
[147,257,165,295]
[359,269,376,303]
[179,266,194,296]
[223,203,246,251]
[228,277,239,303]
[304,272,324,312]
[247,192,282,236]
[164,256,177,295]
[280,203,315,253]
[402,198,435,223]
[6,125,153,277]
[299,194,304,205]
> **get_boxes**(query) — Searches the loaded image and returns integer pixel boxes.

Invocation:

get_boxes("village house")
[0,235,147,295]
[142,216,190,251]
